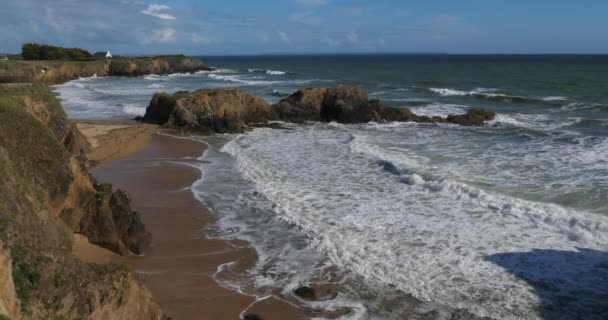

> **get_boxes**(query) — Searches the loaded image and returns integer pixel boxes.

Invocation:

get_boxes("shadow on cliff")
[485,247,608,320]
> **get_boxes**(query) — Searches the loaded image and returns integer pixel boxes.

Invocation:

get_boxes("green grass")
[11,245,42,308]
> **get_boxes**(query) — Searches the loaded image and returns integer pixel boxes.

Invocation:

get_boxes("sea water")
[54,55,608,319]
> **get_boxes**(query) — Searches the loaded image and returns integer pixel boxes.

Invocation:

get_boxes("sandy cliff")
[0,86,164,319]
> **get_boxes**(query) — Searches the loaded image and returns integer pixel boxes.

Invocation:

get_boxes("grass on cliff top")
[0,86,134,315]
[0,86,72,236]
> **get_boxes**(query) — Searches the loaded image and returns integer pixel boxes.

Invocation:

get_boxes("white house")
[93,51,112,59]
[0,55,8,60]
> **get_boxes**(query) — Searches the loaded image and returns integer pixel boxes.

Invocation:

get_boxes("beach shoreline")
[75,122,307,319]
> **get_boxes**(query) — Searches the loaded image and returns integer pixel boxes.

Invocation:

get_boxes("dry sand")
[76,120,159,166]
[74,122,308,319]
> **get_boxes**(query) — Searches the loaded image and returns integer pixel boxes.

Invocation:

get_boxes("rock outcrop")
[141,85,495,133]
[0,56,212,85]
[273,86,416,123]
[446,108,496,126]
[142,88,273,133]
[0,86,163,319]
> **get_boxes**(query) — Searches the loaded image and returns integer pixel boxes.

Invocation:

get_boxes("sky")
[1,0,608,55]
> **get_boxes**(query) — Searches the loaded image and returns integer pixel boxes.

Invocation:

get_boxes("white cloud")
[346,32,359,44]
[324,32,361,48]
[145,28,176,43]
[191,32,210,45]
[141,4,176,20]
[324,36,341,47]
[289,11,321,25]
[296,0,328,6]
[258,34,271,44]
[344,8,363,17]
[278,31,290,44]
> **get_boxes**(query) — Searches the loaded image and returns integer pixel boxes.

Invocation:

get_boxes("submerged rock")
[294,286,317,301]
[446,108,496,126]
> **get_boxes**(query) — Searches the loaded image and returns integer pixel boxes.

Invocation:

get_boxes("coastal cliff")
[0,56,211,85]
[141,86,496,132]
[0,86,164,319]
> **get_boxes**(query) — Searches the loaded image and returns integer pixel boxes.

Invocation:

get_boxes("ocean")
[53,55,608,320]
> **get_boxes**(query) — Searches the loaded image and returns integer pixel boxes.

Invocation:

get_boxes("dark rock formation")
[294,286,317,301]
[78,183,149,255]
[242,314,264,320]
[142,88,273,133]
[446,108,496,126]
[142,85,496,132]
[273,86,416,123]
[271,87,328,122]
[108,57,212,77]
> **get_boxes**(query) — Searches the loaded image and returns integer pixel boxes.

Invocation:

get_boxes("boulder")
[294,286,317,301]
[142,88,273,133]
[78,183,150,255]
[446,108,496,126]
[274,85,416,123]
[271,87,328,122]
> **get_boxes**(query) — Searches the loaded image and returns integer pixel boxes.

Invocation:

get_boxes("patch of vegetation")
[21,43,92,61]
[0,313,12,320]
[11,245,42,308]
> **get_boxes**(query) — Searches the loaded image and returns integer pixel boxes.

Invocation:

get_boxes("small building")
[93,51,112,59]
[0,54,8,61]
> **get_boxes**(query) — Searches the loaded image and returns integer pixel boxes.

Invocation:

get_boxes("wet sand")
[88,133,306,320]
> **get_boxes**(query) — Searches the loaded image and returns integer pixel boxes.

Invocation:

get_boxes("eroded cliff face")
[0,243,20,320]
[0,86,164,319]
[0,56,211,85]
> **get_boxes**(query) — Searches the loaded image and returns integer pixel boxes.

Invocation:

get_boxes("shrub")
[21,43,92,61]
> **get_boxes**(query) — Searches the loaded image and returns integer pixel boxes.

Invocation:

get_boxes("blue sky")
[2,0,608,55]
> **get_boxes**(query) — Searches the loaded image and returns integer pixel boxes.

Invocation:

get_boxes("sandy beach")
[73,121,307,319]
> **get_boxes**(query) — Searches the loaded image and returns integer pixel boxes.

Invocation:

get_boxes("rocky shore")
[0,56,212,85]
[141,85,496,132]
[0,56,496,320]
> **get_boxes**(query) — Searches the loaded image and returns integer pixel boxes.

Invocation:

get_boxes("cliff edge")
[0,56,212,85]
[0,86,164,319]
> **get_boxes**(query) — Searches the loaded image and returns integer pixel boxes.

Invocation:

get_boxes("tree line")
[21,43,92,61]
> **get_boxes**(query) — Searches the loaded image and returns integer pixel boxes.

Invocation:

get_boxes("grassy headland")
[0,86,165,319]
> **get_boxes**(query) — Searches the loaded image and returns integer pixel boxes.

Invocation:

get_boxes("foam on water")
[248,68,288,75]
[427,87,570,105]
[122,104,147,116]
[410,103,468,117]
[217,124,608,319]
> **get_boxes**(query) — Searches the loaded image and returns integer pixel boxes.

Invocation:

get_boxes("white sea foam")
[248,68,287,75]
[266,69,287,75]
[218,124,608,319]
[542,96,568,101]
[122,104,147,116]
[207,73,311,86]
[410,103,467,117]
